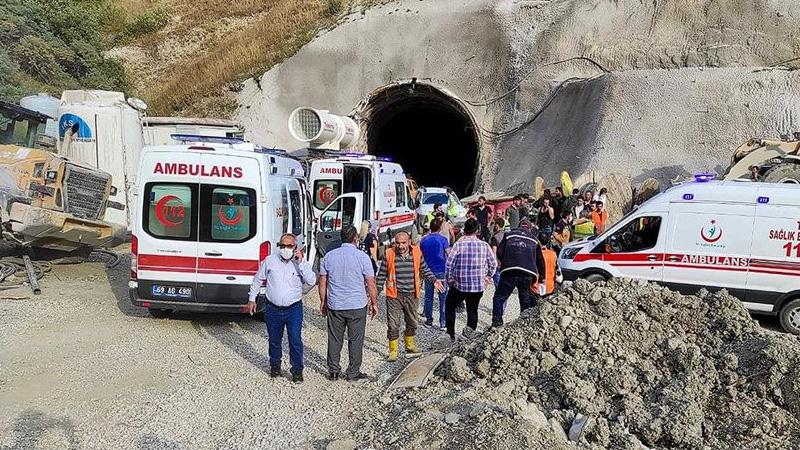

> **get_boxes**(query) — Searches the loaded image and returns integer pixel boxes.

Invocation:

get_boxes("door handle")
[647,255,658,262]
[204,251,223,257]
[668,256,680,262]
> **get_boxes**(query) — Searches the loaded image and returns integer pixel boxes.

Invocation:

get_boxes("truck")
[0,101,125,251]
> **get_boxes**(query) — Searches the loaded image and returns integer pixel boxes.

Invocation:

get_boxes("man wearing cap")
[491,219,545,327]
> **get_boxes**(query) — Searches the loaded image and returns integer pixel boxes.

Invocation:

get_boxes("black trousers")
[491,272,534,326]
[445,288,483,338]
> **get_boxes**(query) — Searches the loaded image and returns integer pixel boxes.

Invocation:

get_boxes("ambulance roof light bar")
[693,172,716,183]
[171,134,245,145]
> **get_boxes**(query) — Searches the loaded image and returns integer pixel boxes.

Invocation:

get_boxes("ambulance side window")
[143,183,197,240]
[199,185,257,243]
[395,182,405,208]
[314,180,341,210]
[601,216,662,253]
[289,188,302,236]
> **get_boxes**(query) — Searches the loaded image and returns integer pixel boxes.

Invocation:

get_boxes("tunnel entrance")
[359,82,479,197]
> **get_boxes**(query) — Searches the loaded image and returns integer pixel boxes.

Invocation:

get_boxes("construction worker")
[424,202,444,228]
[446,189,460,219]
[491,219,545,327]
[532,233,562,300]
[376,231,444,361]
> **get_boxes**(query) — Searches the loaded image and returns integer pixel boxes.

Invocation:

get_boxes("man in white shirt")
[246,233,316,383]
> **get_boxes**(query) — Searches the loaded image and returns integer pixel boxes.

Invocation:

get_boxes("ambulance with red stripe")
[308,153,416,260]
[129,135,314,317]
[559,175,800,334]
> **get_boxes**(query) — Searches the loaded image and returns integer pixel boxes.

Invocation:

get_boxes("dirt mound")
[361,278,800,449]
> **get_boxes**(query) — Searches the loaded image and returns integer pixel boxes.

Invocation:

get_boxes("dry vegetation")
[114,0,384,117]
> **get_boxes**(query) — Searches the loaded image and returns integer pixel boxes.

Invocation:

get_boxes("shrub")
[124,9,169,38]
[327,0,344,16]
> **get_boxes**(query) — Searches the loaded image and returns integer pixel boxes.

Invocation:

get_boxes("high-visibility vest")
[531,249,558,295]
[385,246,422,298]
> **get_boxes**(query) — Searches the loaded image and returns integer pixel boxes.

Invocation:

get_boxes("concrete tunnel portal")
[359,82,480,197]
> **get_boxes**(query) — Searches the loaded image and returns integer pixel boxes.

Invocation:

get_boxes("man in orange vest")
[532,233,563,299]
[591,201,609,235]
[376,231,444,361]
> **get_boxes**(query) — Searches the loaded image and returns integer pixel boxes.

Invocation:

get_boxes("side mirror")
[45,170,58,182]
[110,186,119,196]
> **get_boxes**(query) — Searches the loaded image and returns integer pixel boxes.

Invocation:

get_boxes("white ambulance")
[308,153,416,259]
[559,176,800,334]
[129,136,314,317]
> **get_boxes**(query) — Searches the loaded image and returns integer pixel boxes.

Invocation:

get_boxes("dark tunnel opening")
[363,84,479,197]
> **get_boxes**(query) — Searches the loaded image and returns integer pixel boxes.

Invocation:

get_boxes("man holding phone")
[247,233,316,383]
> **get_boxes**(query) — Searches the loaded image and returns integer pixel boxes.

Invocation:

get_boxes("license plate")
[152,285,193,299]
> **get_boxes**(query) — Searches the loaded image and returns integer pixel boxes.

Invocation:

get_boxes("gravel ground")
[0,254,521,449]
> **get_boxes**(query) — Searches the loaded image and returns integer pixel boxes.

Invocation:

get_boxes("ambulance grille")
[63,164,109,220]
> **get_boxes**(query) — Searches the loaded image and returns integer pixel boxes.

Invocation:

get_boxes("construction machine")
[0,101,125,251]
[722,134,800,183]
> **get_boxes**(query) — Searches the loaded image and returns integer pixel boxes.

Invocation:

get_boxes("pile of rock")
[360,278,800,449]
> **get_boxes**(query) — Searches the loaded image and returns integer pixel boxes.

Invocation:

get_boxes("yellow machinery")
[723,135,800,183]
[0,101,125,251]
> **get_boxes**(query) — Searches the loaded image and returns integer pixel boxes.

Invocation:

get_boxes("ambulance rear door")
[315,193,364,256]
[376,171,415,243]
[309,160,344,218]
[195,152,262,303]
[136,150,200,303]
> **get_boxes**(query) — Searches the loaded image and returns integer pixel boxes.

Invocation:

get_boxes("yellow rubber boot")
[387,339,399,362]
[404,335,422,356]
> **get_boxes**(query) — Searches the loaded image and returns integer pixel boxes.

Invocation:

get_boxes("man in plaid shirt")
[445,218,497,339]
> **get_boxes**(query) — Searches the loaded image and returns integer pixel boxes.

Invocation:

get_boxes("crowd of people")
[245,185,613,383]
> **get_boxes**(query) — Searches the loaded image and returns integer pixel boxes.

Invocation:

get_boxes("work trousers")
[423,272,448,327]
[265,301,304,373]
[326,306,367,378]
[491,271,534,326]
[387,292,419,340]
[445,288,483,339]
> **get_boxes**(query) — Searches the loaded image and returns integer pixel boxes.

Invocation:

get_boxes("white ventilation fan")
[288,107,360,151]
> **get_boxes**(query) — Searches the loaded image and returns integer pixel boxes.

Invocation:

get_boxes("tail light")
[259,241,271,261]
[130,234,138,281]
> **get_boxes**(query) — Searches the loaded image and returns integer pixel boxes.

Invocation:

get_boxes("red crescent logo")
[218,206,243,226]
[155,195,185,227]
[319,186,336,206]
[700,223,723,243]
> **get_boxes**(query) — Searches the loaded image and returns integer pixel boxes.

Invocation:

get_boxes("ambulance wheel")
[148,308,171,318]
[582,273,607,284]
[763,163,800,184]
[779,299,800,335]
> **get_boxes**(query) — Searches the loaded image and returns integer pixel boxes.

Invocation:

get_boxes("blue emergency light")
[693,172,716,183]
[254,146,287,155]
[170,134,245,145]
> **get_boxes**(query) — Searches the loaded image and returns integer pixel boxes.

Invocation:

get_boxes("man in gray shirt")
[319,225,378,381]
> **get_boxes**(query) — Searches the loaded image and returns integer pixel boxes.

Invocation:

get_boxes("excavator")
[0,100,124,251]
[722,134,800,183]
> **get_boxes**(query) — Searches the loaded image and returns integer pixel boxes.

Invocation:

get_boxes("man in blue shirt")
[419,217,449,330]
[319,225,378,381]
